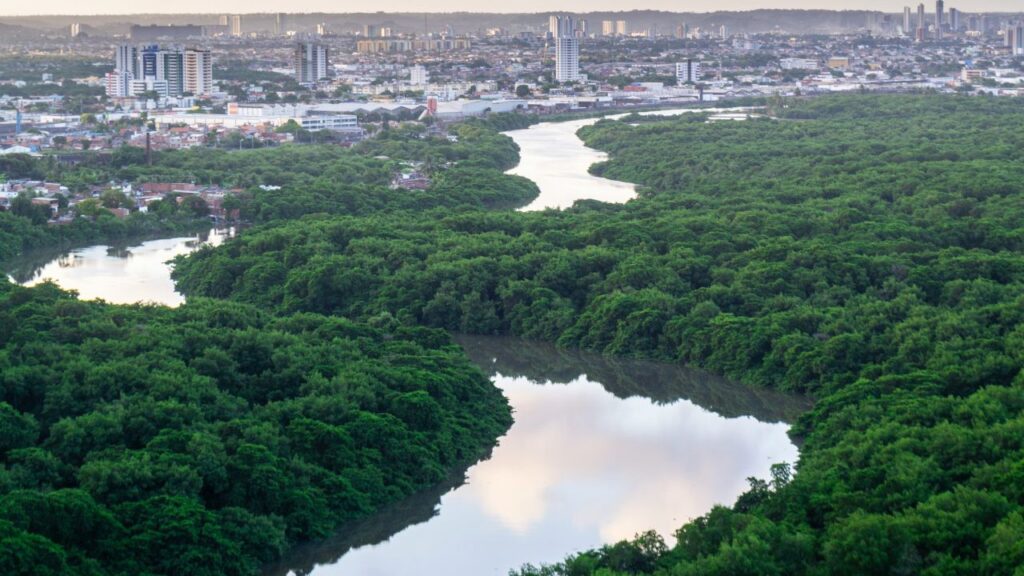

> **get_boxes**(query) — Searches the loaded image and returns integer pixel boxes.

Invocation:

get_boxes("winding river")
[8,110,800,576]
[508,107,761,211]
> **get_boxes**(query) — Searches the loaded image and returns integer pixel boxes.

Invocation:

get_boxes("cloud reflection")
[310,370,798,575]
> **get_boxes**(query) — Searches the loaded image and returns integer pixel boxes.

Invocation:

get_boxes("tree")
[9,193,49,225]
[99,189,130,209]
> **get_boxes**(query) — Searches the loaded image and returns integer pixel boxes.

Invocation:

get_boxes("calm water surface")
[267,336,806,576]
[7,229,230,305]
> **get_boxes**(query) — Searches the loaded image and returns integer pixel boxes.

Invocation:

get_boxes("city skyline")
[3,1,1024,17]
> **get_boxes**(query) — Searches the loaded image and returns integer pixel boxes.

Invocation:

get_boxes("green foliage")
[0,281,510,575]
[172,95,1024,575]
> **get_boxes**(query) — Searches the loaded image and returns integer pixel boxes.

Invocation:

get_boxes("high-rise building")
[576,19,588,38]
[115,44,137,75]
[105,43,216,98]
[551,15,580,82]
[294,42,329,85]
[183,48,214,95]
[719,25,728,39]
[316,22,329,36]
[69,22,83,38]
[949,8,960,32]
[159,49,185,96]
[1008,22,1024,56]
[675,23,688,39]
[363,24,380,38]
[105,44,138,97]
[935,0,944,39]
[409,64,429,85]
[549,15,560,38]
[676,59,701,84]
[916,3,927,42]
[218,15,229,26]
[275,13,287,36]
[903,7,912,35]
[601,20,615,36]
[616,20,628,36]
[230,15,242,37]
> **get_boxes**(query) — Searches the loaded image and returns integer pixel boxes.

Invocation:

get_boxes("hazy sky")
[2,0,1022,17]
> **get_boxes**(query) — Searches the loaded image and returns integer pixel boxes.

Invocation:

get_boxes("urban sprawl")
[0,7,1022,221]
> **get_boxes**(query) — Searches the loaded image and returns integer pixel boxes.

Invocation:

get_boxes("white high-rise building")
[676,59,701,84]
[552,15,580,82]
[903,6,912,35]
[294,42,329,85]
[230,15,242,37]
[409,65,429,85]
[105,44,138,97]
[114,44,137,76]
[183,48,214,96]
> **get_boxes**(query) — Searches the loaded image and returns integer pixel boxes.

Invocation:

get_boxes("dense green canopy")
[0,281,510,576]
[172,95,1024,575]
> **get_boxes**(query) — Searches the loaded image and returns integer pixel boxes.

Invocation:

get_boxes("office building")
[551,15,580,82]
[935,0,944,39]
[183,48,214,95]
[294,42,329,85]
[949,8,959,32]
[676,59,701,83]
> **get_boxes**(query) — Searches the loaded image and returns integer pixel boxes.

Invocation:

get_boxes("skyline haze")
[2,1,1023,17]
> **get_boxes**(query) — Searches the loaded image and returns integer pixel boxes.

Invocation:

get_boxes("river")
[8,110,800,576]
[7,228,232,306]
[507,107,762,211]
